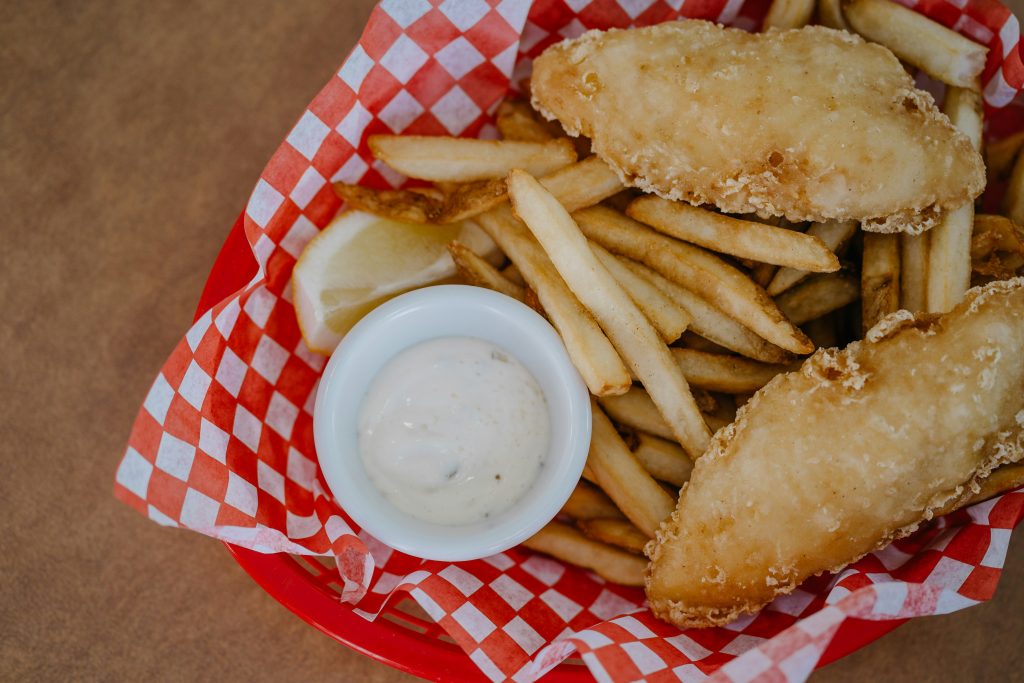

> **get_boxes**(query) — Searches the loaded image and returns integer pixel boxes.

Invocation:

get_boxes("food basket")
[118,1,1024,681]
[197,214,907,680]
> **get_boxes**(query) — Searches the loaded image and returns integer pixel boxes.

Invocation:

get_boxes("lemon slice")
[292,210,498,354]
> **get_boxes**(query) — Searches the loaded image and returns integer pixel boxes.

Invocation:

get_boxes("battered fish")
[646,278,1024,628]
[531,22,985,234]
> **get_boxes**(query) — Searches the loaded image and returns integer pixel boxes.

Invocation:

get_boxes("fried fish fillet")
[646,278,1024,628]
[531,22,985,234]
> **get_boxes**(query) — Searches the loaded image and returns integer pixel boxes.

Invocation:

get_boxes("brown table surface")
[3,1,1023,680]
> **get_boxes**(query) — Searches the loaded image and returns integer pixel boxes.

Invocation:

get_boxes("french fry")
[633,433,695,487]
[475,205,632,396]
[577,519,649,554]
[540,156,625,212]
[750,262,778,288]
[817,0,850,30]
[842,0,988,89]
[708,392,739,426]
[935,463,1024,517]
[522,521,647,585]
[628,197,839,273]
[502,263,525,286]
[764,0,816,30]
[509,171,712,456]
[434,178,510,223]
[586,404,677,536]
[495,99,561,142]
[900,232,930,312]
[703,413,731,433]
[986,130,1024,179]
[368,136,577,182]
[927,87,983,313]
[1004,140,1024,227]
[603,189,640,213]
[972,214,1024,257]
[599,387,675,442]
[600,387,723,442]
[623,259,793,364]
[680,331,732,355]
[803,313,840,349]
[333,183,444,223]
[861,231,901,332]
[776,272,860,325]
[574,206,813,354]
[591,243,692,343]
[671,348,792,394]
[971,214,1024,281]
[560,481,626,520]
[767,220,857,295]
[448,241,526,301]
[336,178,510,224]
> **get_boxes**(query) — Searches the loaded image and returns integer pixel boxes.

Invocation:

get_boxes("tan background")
[2,1,1022,680]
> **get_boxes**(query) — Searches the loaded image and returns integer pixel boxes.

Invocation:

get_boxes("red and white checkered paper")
[116,1,1024,681]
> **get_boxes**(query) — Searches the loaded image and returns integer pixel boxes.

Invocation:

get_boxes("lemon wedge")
[292,210,498,354]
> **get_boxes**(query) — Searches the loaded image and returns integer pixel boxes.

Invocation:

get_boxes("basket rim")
[196,212,906,681]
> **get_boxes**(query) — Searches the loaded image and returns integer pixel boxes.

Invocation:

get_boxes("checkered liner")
[116,1,1024,681]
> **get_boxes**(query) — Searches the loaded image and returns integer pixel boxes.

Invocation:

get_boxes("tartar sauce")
[358,336,550,525]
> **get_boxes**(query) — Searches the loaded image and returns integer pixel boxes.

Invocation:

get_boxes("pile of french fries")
[334,0,1024,586]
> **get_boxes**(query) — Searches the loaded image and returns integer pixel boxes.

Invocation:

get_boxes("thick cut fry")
[539,156,625,212]
[628,197,839,272]
[368,136,577,182]
[509,171,711,455]
[560,481,626,520]
[842,0,988,89]
[496,99,561,142]
[577,519,649,554]
[523,521,647,585]
[448,241,525,301]
[776,273,860,325]
[900,232,930,312]
[817,0,850,30]
[927,87,983,313]
[986,130,1024,179]
[1004,140,1024,227]
[862,232,902,332]
[767,220,857,295]
[587,405,677,536]
[764,0,816,30]
[671,348,791,394]
[475,205,631,396]
[634,433,695,486]
[574,206,813,354]
[591,244,691,342]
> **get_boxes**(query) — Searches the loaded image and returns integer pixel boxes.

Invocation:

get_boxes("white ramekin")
[313,285,591,561]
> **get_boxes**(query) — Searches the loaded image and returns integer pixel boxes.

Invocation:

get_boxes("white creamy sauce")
[358,336,550,525]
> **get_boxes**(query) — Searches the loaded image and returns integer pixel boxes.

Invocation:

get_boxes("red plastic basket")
[193,213,907,681]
